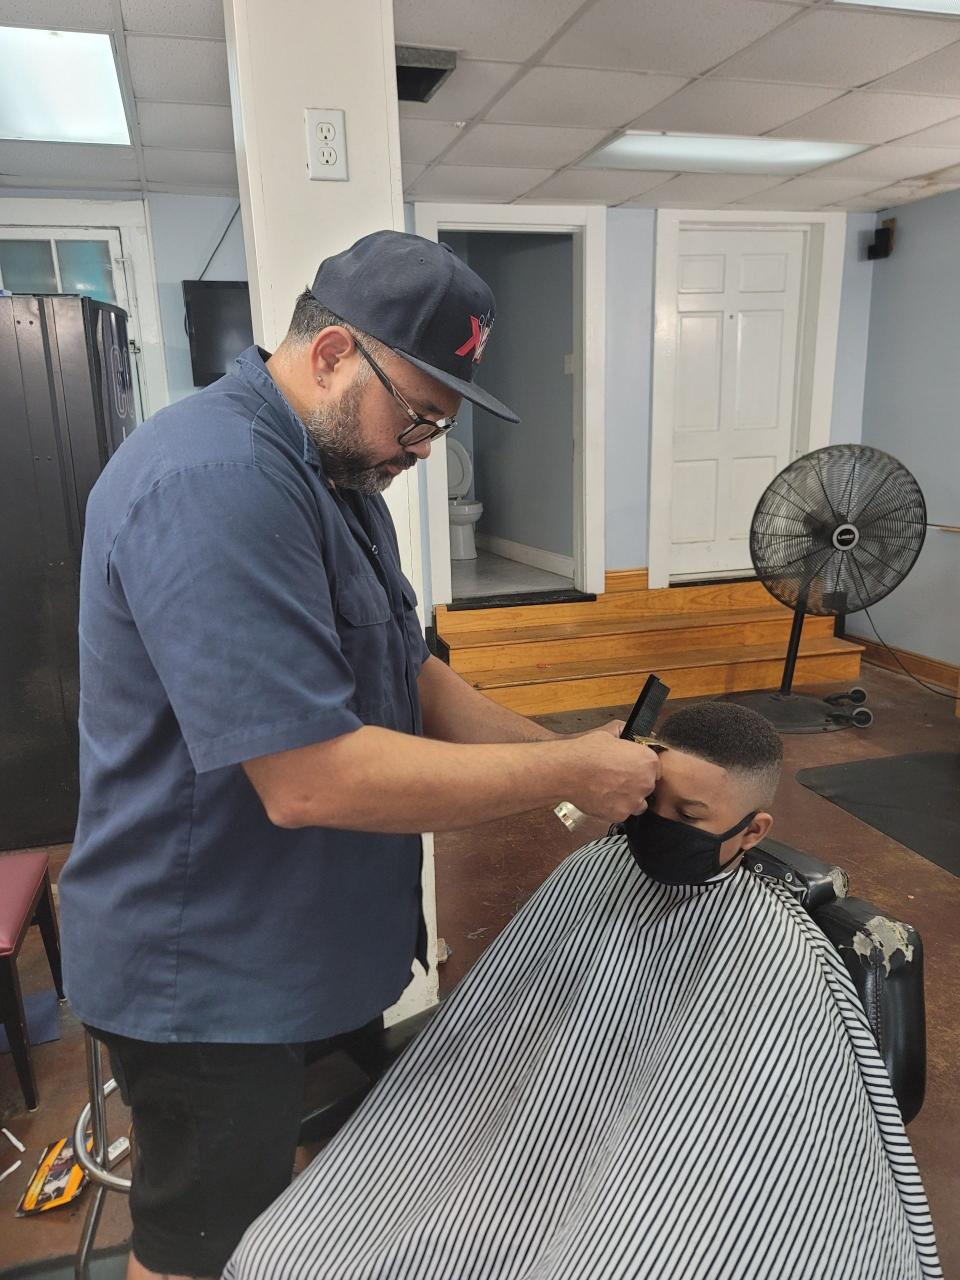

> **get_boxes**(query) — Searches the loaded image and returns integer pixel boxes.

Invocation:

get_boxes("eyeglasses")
[353,337,457,446]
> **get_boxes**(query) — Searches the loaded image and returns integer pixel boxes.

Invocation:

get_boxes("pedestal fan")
[728,444,926,733]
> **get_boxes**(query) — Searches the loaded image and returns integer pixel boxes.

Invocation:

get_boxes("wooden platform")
[436,571,864,715]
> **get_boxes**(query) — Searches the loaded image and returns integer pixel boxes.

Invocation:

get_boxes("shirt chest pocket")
[335,572,394,718]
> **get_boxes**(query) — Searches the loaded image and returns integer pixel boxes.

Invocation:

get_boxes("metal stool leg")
[73,1033,132,1280]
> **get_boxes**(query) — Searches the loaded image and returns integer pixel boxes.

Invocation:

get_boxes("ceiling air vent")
[396,46,457,104]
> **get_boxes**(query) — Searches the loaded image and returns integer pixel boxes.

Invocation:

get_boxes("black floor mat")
[797,751,960,877]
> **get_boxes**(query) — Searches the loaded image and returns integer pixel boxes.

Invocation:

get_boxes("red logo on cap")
[455,312,493,364]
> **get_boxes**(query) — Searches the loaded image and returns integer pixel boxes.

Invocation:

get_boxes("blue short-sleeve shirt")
[59,347,430,1044]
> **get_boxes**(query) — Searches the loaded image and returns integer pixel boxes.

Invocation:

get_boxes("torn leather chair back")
[751,837,926,1124]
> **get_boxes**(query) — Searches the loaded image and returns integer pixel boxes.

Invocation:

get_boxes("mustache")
[364,451,418,473]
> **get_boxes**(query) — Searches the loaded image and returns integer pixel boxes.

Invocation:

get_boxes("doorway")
[649,210,846,589]
[414,204,606,611]
[442,230,576,603]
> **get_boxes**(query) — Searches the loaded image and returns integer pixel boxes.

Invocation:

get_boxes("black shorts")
[93,1020,382,1276]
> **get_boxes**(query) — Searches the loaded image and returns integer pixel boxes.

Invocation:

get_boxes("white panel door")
[669,227,804,578]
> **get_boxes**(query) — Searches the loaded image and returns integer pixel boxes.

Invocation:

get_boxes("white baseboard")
[475,533,575,579]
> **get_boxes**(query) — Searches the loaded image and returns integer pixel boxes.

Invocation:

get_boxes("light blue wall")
[147,193,247,403]
[830,212,876,446]
[467,231,574,558]
[604,208,656,570]
[858,190,960,665]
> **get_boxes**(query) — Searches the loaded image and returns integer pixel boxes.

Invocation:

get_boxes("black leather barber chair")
[71,839,925,1277]
[750,837,926,1124]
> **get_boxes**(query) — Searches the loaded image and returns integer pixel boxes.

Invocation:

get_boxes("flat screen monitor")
[182,280,254,387]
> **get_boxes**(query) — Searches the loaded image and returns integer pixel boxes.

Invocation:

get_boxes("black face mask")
[623,808,757,886]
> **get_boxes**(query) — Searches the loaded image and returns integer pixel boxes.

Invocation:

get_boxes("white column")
[224,0,438,1021]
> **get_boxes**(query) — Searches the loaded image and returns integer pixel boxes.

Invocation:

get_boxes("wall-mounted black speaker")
[867,218,896,260]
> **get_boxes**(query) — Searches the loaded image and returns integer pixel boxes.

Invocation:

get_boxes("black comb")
[621,674,669,742]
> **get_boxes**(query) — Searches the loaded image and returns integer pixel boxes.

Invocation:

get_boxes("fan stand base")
[719,690,858,734]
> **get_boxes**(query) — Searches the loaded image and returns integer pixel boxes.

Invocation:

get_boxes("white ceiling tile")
[865,181,959,206]
[717,9,960,88]
[771,91,960,144]
[444,123,608,168]
[831,196,888,211]
[624,172,784,206]
[0,140,139,180]
[545,0,795,75]
[0,0,114,30]
[393,0,584,62]
[815,143,960,181]
[121,0,225,38]
[126,35,230,105]
[399,61,518,122]
[399,119,464,165]
[870,39,960,95]
[736,175,889,208]
[402,163,426,190]
[487,68,688,129]
[518,168,676,202]
[630,78,841,135]
[142,147,238,187]
[136,102,234,151]
[896,114,960,146]
[408,164,555,201]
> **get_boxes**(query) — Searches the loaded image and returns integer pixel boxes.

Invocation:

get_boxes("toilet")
[447,437,483,561]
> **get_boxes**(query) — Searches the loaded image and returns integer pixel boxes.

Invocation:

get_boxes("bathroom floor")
[451,551,574,601]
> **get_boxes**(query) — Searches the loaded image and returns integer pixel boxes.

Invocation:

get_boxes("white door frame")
[0,197,169,418]
[413,202,606,606]
[649,208,846,589]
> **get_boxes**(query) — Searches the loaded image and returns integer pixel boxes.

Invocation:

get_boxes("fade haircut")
[284,290,390,368]
[658,701,783,809]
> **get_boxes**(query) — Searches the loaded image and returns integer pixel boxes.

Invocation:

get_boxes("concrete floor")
[1,666,958,1276]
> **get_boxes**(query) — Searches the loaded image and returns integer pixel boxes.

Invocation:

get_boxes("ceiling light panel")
[581,133,867,175]
[833,0,960,14]
[0,27,130,145]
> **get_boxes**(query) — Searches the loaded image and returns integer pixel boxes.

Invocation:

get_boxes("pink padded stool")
[0,851,64,1110]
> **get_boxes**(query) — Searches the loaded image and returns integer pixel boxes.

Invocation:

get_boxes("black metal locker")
[0,294,134,849]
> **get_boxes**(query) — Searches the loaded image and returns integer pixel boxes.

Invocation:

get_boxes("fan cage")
[750,445,926,617]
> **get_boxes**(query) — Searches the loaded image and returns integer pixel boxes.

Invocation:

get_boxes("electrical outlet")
[305,108,347,181]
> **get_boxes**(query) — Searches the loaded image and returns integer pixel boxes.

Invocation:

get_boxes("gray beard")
[304,380,413,496]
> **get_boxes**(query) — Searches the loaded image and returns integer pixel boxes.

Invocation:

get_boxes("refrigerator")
[0,294,136,850]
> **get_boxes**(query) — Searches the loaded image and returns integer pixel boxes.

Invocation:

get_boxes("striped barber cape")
[225,834,941,1280]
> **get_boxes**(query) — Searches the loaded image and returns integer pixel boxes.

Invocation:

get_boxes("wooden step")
[465,636,864,716]
[436,578,775,634]
[445,608,835,674]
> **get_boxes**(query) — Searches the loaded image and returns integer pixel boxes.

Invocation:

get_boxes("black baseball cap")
[309,230,520,423]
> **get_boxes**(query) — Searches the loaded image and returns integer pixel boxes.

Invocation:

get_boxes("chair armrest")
[812,896,926,1124]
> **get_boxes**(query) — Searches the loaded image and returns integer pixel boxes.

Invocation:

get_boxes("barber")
[59,231,659,1280]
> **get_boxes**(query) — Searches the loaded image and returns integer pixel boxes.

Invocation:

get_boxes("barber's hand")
[562,730,660,824]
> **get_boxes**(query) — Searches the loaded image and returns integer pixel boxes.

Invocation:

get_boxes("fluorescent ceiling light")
[0,27,130,146]
[580,133,867,175]
[833,0,960,13]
